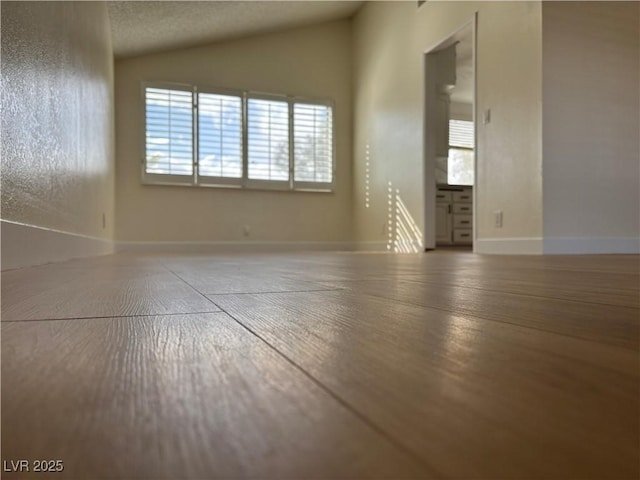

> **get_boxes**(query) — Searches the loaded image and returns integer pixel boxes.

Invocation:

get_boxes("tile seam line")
[156,263,638,354]
[213,300,442,478]
[205,288,344,295]
[155,267,636,353]
[160,262,441,478]
[0,311,224,323]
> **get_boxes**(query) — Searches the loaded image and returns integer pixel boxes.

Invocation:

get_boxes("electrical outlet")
[243,225,251,237]
[102,213,106,229]
[494,210,503,228]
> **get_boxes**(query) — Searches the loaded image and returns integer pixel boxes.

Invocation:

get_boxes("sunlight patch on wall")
[395,192,423,253]
[386,181,423,253]
[387,181,394,250]
[365,144,371,208]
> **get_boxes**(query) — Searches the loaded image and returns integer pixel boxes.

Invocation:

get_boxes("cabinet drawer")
[452,191,472,203]
[453,229,473,243]
[453,214,472,228]
[453,203,472,214]
[436,191,452,203]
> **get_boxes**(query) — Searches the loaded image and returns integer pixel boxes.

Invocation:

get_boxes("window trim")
[141,81,336,193]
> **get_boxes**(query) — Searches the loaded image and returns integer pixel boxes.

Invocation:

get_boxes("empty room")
[1,1,639,479]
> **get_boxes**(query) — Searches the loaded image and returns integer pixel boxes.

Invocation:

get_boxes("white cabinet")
[436,202,452,245]
[452,187,472,245]
[436,186,472,246]
[453,229,473,243]
[452,191,472,204]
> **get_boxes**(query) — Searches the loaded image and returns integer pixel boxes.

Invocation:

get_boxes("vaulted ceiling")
[108,1,364,59]
[109,1,474,105]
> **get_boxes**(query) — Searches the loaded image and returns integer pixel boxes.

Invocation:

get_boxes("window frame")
[141,81,336,193]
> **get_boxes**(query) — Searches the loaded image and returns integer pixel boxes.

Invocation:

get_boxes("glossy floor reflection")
[2,251,639,479]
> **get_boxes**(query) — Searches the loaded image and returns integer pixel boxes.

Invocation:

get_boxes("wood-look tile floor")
[2,251,639,479]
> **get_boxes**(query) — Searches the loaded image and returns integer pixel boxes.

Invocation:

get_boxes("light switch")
[483,109,491,125]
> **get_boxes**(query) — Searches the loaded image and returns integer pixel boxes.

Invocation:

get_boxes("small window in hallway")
[448,119,474,186]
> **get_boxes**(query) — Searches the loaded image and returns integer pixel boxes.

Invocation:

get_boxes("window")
[198,92,243,183]
[294,103,333,189]
[142,82,335,191]
[447,119,474,186]
[144,86,193,182]
[247,97,290,184]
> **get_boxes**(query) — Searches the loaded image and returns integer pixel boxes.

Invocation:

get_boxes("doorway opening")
[423,17,476,251]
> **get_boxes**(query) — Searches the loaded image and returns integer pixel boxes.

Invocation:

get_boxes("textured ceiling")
[108,1,364,59]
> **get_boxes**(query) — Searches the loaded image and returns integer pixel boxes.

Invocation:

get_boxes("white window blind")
[449,119,474,149]
[247,98,290,182]
[448,119,474,186]
[145,87,193,176]
[143,83,334,191]
[198,92,242,179]
[294,103,333,184]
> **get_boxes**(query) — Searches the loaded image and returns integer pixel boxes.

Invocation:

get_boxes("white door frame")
[422,13,478,251]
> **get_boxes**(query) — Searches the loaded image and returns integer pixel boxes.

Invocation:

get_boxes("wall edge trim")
[1,220,114,271]
[116,241,357,253]
[543,236,640,254]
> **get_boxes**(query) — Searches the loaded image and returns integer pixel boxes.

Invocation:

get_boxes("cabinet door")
[453,229,473,245]
[436,203,452,245]
[452,190,472,203]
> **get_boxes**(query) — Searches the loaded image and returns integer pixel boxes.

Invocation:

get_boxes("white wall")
[114,20,353,247]
[1,1,115,269]
[542,1,640,254]
[352,1,543,253]
[450,102,473,122]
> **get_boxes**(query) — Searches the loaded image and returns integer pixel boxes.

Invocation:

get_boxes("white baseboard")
[116,241,356,253]
[474,237,544,255]
[543,237,640,254]
[5,224,634,269]
[1,220,114,271]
